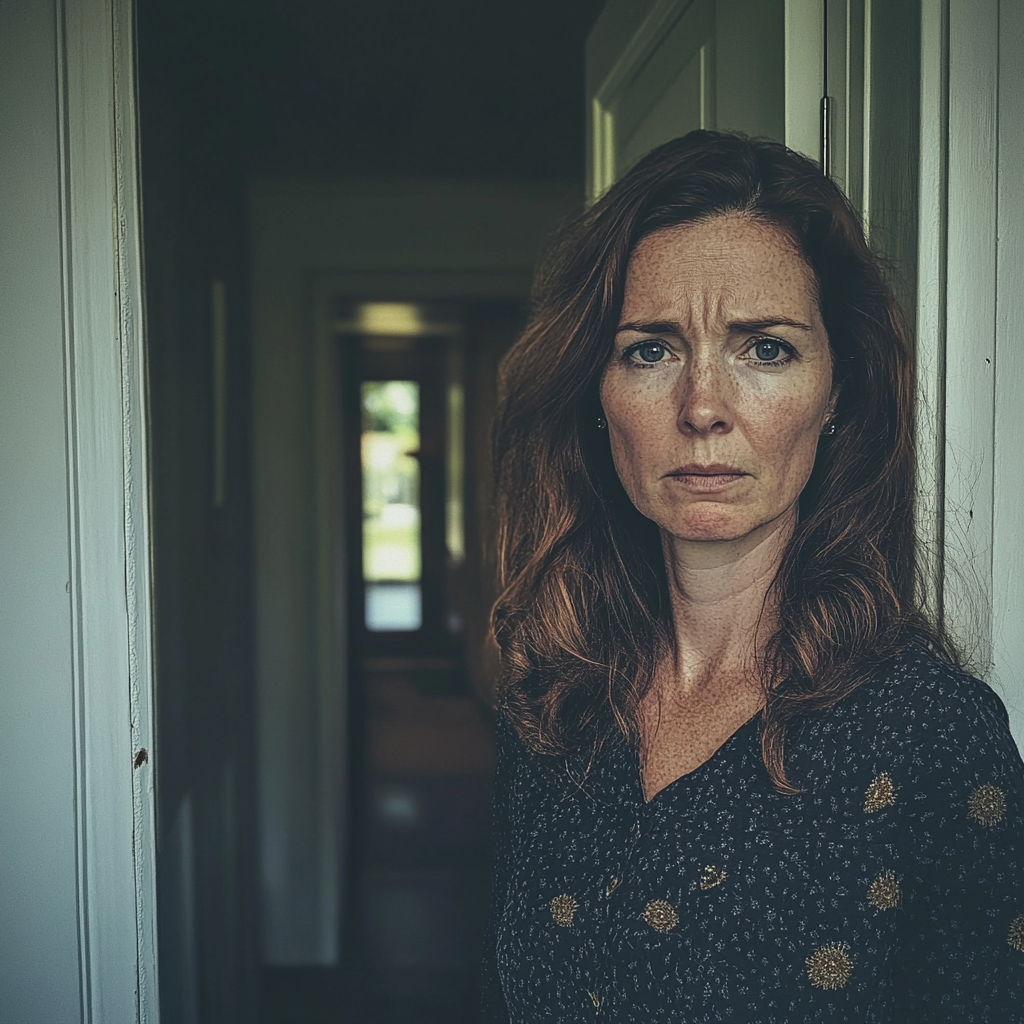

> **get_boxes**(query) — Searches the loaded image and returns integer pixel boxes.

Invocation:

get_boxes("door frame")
[57,0,159,1017]
[307,270,529,963]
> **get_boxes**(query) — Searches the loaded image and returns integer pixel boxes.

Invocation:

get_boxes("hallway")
[137,1,604,1020]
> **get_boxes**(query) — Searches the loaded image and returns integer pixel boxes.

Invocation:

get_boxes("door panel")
[715,0,785,140]
[617,39,706,175]
[610,0,714,179]
[588,0,788,199]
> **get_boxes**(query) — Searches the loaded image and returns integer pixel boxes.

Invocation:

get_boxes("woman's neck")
[657,506,795,699]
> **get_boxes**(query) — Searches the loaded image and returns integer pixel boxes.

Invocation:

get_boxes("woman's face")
[599,213,834,550]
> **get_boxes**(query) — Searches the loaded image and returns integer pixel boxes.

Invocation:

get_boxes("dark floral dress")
[482,649,1024,1022]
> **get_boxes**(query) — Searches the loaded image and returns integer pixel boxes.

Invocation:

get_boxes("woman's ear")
[819,387,840,436]
[824,385,840,426]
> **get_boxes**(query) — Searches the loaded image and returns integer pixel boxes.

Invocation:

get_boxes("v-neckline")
[639,709,762,805]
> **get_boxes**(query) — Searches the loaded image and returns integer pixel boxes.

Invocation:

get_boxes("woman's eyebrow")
[730,317,813,332]
[615,320,682,334]
[616,316,813,334]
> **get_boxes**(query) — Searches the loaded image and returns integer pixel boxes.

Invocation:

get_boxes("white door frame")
[58,0,159,1017]
[936,0,999,678]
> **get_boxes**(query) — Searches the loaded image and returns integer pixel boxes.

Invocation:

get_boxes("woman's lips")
[665,464,748,491]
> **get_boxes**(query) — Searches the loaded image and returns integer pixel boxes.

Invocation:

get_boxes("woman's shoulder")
[791,646,1024,788]
[492,705,527,770]
[492,705,559,784]
[856,645,1010,735]
[860,643,1011,741]
[808,646,1009,735]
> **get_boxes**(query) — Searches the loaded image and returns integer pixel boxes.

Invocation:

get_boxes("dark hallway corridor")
[137,2,604,1020]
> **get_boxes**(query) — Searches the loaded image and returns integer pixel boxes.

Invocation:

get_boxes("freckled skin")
[599,214,835,799]
[602,214,834,547]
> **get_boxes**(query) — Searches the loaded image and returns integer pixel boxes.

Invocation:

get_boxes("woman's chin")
[658,506,796,549]
[660,525,753,548]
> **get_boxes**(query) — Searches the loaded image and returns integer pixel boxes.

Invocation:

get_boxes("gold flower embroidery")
[700,865,726,890]
[643,899,679,933]
[806,943,854,990]
[864,772,896,813]
[549,894,578,928]
[967,783,1006,827]
[866,870,902,911]
[1008,914,1024,953]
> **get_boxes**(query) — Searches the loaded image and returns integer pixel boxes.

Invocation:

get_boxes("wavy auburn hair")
[490,130,957,792]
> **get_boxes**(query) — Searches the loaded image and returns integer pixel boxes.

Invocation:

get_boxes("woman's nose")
[676,356,732,435]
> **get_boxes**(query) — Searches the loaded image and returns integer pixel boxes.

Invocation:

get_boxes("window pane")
[365,582,422,631]
[361,380,421,631]
[446,378,464,564]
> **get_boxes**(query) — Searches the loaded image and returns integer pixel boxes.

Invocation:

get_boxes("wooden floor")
[259,669,495,1024]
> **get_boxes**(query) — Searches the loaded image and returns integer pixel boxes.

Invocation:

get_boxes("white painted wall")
[0,4,81,1013]
[919,0,1024,748]
[942,0,999,679]
[249,177,579,964]
[0,0,157,1019]
[990,0,1024,744]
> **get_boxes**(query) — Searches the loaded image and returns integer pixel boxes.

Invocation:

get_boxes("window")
[361,380,422,631]
[338,302,463,657]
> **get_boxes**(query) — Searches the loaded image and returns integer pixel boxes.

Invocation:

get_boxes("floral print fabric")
[482,649,1024,1022]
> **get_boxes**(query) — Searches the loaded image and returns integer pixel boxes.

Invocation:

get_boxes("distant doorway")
[336,299,520,1023]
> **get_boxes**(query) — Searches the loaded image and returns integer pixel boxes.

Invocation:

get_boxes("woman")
[481,131,1024,1022]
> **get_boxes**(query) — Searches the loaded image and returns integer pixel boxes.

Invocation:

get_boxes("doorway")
[137,0,602,1017]
[339,300,517,1022]
[256,296,523,1024]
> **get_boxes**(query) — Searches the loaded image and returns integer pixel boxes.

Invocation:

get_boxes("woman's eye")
[629,341,666,363]
[748,337,795,364]
[753,338,782,361]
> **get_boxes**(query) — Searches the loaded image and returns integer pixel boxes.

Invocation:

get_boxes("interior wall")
[250,177,580,965]
[0,2,82,1016]
[940,0,1024,745]
[993,0,1024,745]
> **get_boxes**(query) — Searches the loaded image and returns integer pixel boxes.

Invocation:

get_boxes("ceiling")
[140,0,608,181]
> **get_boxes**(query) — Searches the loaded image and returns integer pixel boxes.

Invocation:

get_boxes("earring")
[823,421,837,436]
[596,414,607,430]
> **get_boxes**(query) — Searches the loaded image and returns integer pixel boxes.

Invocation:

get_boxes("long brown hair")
[490,130,956,791]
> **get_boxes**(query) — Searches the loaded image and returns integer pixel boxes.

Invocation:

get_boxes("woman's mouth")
[665,464,748,490]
